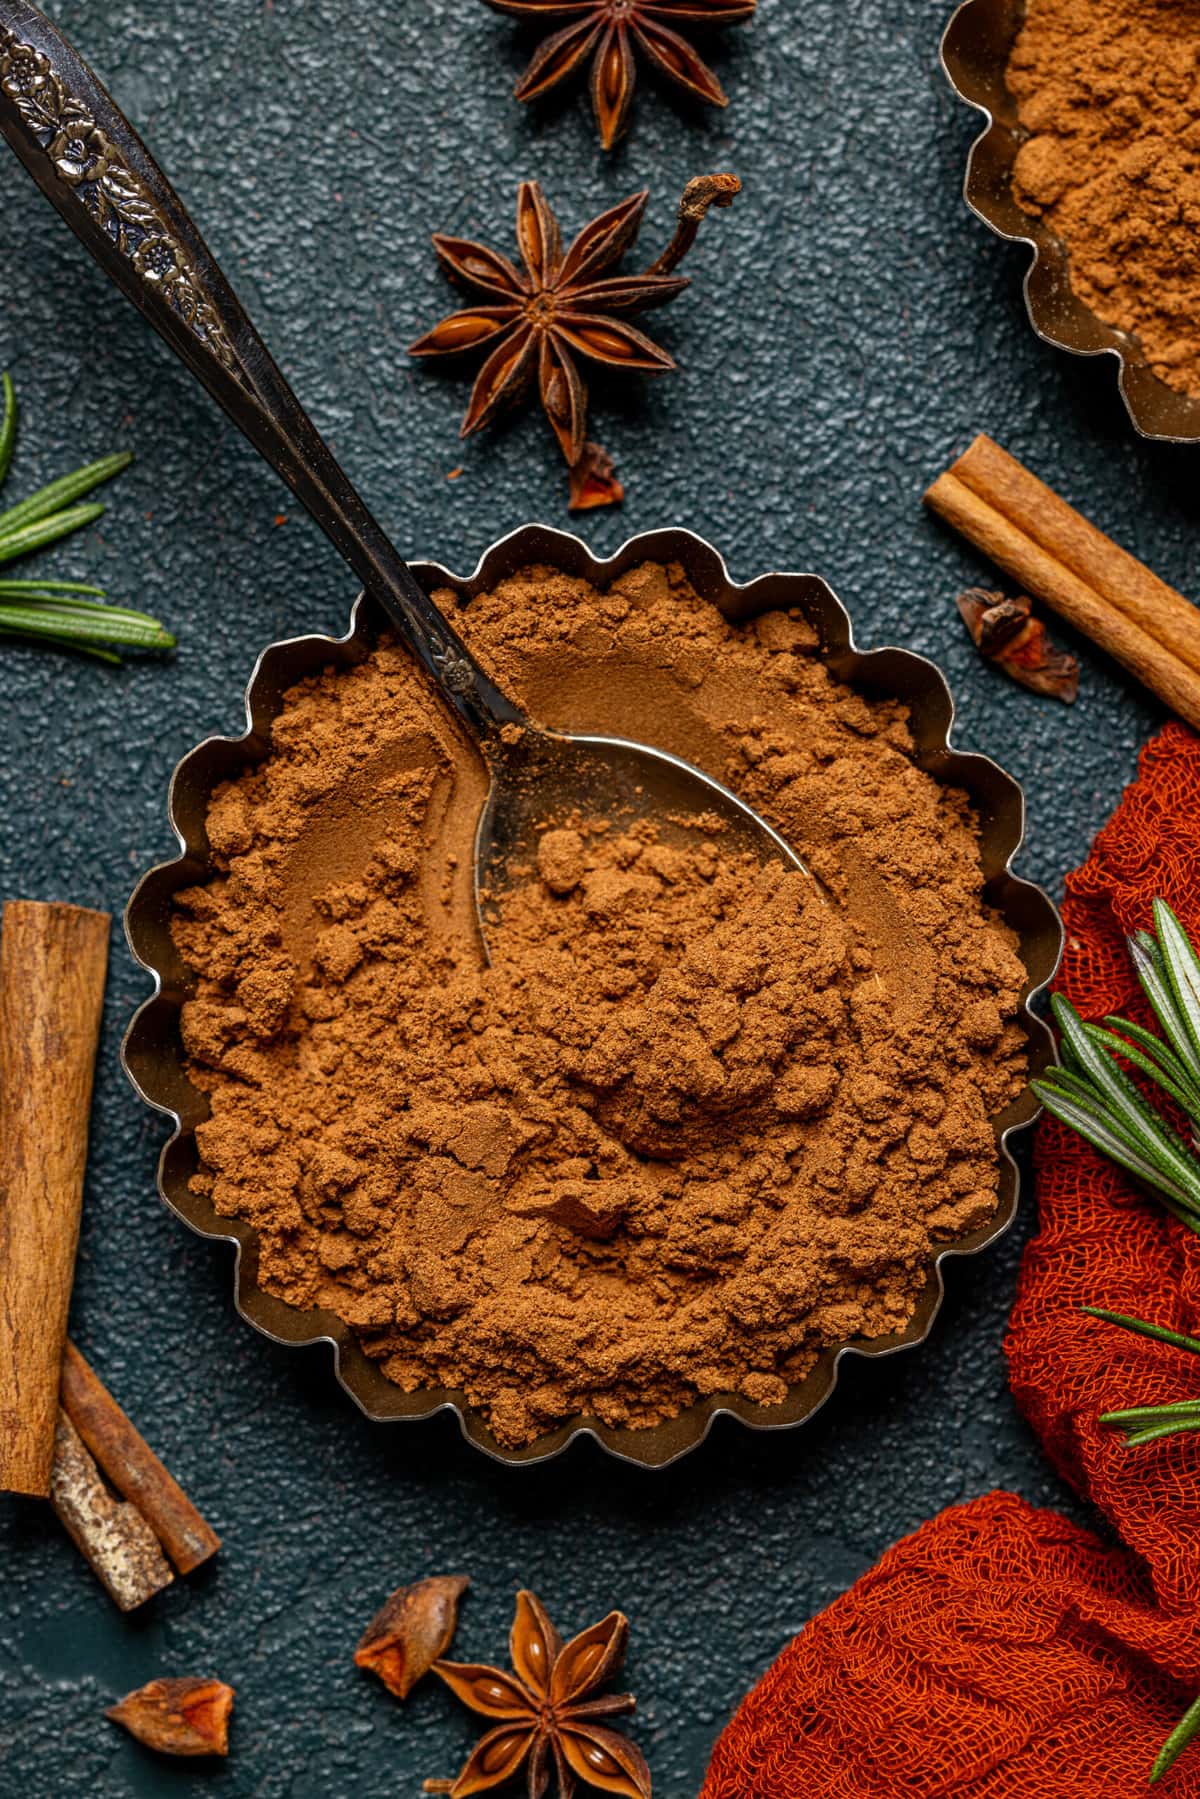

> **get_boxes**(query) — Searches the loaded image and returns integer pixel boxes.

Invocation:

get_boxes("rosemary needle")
[1152,1691,1200,1784]
[0,373,173,662]
[0,372,17,484]
[0,577,107,596]
[0,502,108,564]
[0,604,173,650]
[1082,1307,1200,1357]
[0,450,132,539]
[0,624,119,664]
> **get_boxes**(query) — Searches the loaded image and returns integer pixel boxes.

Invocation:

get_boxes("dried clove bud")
[354,1574,469,1700]
[106,1677,233,1757]
[957,587,1080,702]
[647,172,743,277]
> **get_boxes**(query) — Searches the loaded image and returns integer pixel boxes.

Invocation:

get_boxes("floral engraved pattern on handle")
[0,25,241,376]
[431,641,476,696]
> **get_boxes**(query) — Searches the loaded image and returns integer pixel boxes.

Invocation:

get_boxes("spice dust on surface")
[1009,0,1200,401]
[173,562,1027,1448]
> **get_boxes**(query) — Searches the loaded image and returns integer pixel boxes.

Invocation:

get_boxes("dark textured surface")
[0,1,1196,1794]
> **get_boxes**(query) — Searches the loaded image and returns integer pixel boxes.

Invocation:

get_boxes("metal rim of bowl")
[941,0,1200,444]
[121,523,1063,1471]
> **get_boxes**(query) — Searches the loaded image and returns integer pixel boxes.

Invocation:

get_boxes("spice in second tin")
[1009,0,1200,401]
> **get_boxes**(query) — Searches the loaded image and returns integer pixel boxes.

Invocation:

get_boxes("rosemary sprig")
[1035,905,1200,1783]
[0,372,174,661]
[1031,900,1200,1233]
[1081,1303,1200,1783]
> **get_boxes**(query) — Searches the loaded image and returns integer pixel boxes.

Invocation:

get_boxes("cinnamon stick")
[0,901,109,1496]
[48,1409,174,1612]
[60,1341,220,1574]
[925,435,1200,731]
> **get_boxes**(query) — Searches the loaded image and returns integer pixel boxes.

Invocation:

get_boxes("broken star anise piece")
[409,174,738,510]
[355,1573,470,1700]
[106,1677,234,1758]
[568,440,625,510]
[432,1589,651,1798]
[481,0,757,149]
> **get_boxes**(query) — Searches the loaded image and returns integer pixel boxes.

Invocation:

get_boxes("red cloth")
[1007,720,1200,1616]
[701,723,1200,1799]
[699,1492,1198,1799]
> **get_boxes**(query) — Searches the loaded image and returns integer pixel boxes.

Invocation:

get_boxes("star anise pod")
[481,0,757,149]
[409,174,739,509]
[430,1589,651,1798]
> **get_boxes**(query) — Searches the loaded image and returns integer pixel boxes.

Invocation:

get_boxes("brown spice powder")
[172,562,1027,1448]
[1009,0,1200,401]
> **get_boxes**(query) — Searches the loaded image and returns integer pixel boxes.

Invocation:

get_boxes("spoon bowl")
[475,726,812,952]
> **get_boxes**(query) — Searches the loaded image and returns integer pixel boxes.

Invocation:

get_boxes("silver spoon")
[0,1,810,947]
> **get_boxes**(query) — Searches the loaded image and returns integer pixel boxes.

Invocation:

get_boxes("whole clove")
[106,1677,234,1758]
[957,586,1080,702]
[354,1574,470,1700]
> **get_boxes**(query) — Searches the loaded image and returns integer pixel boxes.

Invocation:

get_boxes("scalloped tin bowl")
[942,0,1200,442]
[123,525,1062,1470]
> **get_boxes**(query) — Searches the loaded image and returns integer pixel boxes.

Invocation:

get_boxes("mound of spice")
[1008,0,1200,401]
[171,561,1027,1448]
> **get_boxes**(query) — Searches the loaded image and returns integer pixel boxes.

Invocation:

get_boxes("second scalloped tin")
[941,0,1200,442]
[122,525,1062,1470]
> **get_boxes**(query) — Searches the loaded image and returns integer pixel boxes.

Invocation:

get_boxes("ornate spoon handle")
[0,0,522,738]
